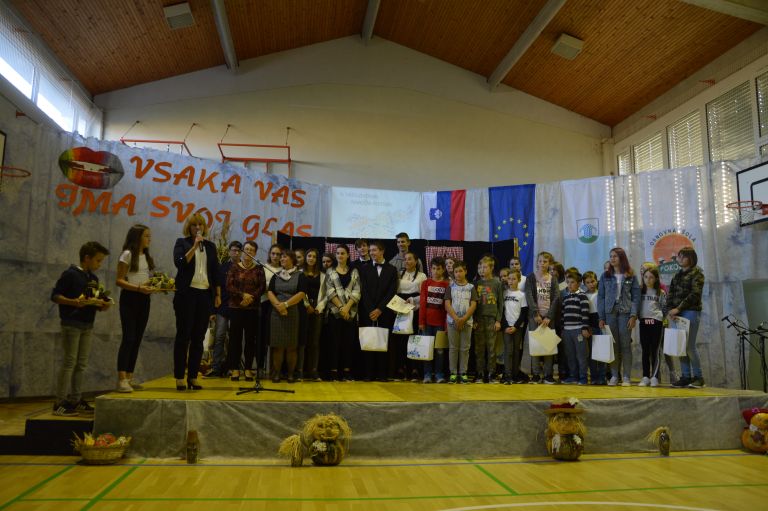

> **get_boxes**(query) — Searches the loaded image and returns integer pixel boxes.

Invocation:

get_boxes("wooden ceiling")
[9,0,764,126]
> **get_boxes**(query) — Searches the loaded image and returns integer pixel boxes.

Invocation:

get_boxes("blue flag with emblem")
[488,184,536,274]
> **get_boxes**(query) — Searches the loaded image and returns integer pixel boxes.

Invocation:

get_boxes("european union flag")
[488,184,536,274]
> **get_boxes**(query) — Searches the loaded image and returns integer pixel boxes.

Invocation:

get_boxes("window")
[757,70,768,138]
[706,81,755,162]
[0,5,100,135]
[667,111,703,168]
[616,150,632,175]
[632,133,663,173]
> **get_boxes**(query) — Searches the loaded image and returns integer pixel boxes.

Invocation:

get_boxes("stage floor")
[99,375,767,403]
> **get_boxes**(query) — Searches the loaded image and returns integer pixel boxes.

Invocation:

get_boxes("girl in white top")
[115,224,155,392]
[639,266,666,387]
[394,252,426,380]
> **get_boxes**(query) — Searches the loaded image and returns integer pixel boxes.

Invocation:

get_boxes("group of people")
[49,216,706,415]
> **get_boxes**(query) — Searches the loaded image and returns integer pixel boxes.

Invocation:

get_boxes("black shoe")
[529,374,541,384]
[187,381,203,390]
[543,375,556,385]
[672,376,691,388]
[74,400,95,416]
[52,401,78,417]
[688,377,705,388]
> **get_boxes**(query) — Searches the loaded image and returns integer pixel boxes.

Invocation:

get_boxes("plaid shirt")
[665,266,704,313]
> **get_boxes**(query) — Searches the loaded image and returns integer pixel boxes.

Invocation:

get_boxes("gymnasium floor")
[1,450,766,511]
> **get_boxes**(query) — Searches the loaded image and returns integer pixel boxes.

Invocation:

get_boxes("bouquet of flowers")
[147,271,176,292]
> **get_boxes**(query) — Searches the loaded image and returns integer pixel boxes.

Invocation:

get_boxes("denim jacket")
[597,271,640,320]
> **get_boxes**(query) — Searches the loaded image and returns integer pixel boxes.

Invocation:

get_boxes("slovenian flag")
[421,189,489,241]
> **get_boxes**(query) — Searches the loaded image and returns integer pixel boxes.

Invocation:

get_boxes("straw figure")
[646,426,671,456]
[544,398,586,461]
[278,413,352,466]
[741,407,768,454]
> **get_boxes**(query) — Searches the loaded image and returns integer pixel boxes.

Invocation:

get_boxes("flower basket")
[77,443,129,465]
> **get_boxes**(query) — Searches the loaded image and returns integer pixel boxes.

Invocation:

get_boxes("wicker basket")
[78,442,130,465]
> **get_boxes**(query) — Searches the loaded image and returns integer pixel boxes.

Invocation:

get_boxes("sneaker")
[638,377,650,387]
[117,379,133,393]
[436,378,446,384]
[460,374,469,384]
[74,400,95,416]
[423,376,432,384]
[607,376,618,386]
[449,374,457,384]
[201,368,221,378]
[52,401,78,417]
[129,380,144,390]
[688,377,705,388]
[672,376,692,388]
[621,377,631,387]
[502,377,512,385]
[563,378,578,385]
[543,375,556,385]
[483,374,491,384]
[650,377,659,387]
[475,374,485,384]
[529,374,541,384]
[578,379,587,385]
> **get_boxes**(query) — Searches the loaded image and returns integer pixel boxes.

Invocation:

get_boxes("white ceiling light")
[551,33,583,60]
[163,2,194,29]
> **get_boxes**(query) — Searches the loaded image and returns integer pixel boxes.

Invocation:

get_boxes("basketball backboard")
[735,161,768,226]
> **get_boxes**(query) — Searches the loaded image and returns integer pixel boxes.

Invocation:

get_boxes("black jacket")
[358,261,398,328]
[173,237,220,299]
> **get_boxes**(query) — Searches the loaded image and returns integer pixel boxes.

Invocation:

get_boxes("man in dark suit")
[359,240,398,381]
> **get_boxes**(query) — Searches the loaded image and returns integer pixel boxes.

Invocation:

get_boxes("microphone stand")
[723,316,767,392]
[236,250,295,395]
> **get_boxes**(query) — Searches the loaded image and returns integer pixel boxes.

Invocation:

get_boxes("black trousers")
[173,288,213,380]
[227,307,260,372]
[327,315,358,375]
[639,318,663,378]
[118,289,150,373]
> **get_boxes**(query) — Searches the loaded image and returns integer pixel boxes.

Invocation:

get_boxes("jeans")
[502,328,524,378]
[448,322,472,375]
[57,325,93,402]
[562,329,588,382]
[679,310,703,379]
[422,325,445,381]
[606,312,632,380]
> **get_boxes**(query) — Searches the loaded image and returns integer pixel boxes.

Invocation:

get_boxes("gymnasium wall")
[95,36,609,190]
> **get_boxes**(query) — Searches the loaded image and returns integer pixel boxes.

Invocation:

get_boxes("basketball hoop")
[0,166,31,196]
[726,200,765,225]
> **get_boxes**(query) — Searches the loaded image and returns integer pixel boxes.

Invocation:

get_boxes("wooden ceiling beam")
[487,0,566,90]
[212,0,238,71]
[681,0,768,25]
[361,0,381,44]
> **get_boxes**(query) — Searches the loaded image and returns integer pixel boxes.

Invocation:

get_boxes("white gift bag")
[359,325,389,352]
[406,335,435,361]
[663,327,687,357]
[528,326,560,356]
[392,310,414,335]
[591,327,615,363]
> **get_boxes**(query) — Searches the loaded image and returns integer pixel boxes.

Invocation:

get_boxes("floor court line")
[78,458,145,511]
[0,465,74,511]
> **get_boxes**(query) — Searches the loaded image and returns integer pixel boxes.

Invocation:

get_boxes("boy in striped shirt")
[561,270,591,385]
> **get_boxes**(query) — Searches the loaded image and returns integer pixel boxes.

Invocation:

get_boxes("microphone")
[721,315,730,322]
[197,235,204,252]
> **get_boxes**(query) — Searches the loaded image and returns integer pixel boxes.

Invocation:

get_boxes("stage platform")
[93,376,768,459]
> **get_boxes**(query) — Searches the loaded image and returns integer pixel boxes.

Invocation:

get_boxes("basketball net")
[0,167,31,197]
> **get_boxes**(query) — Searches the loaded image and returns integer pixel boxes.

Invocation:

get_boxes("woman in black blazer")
[173,214,220,390]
